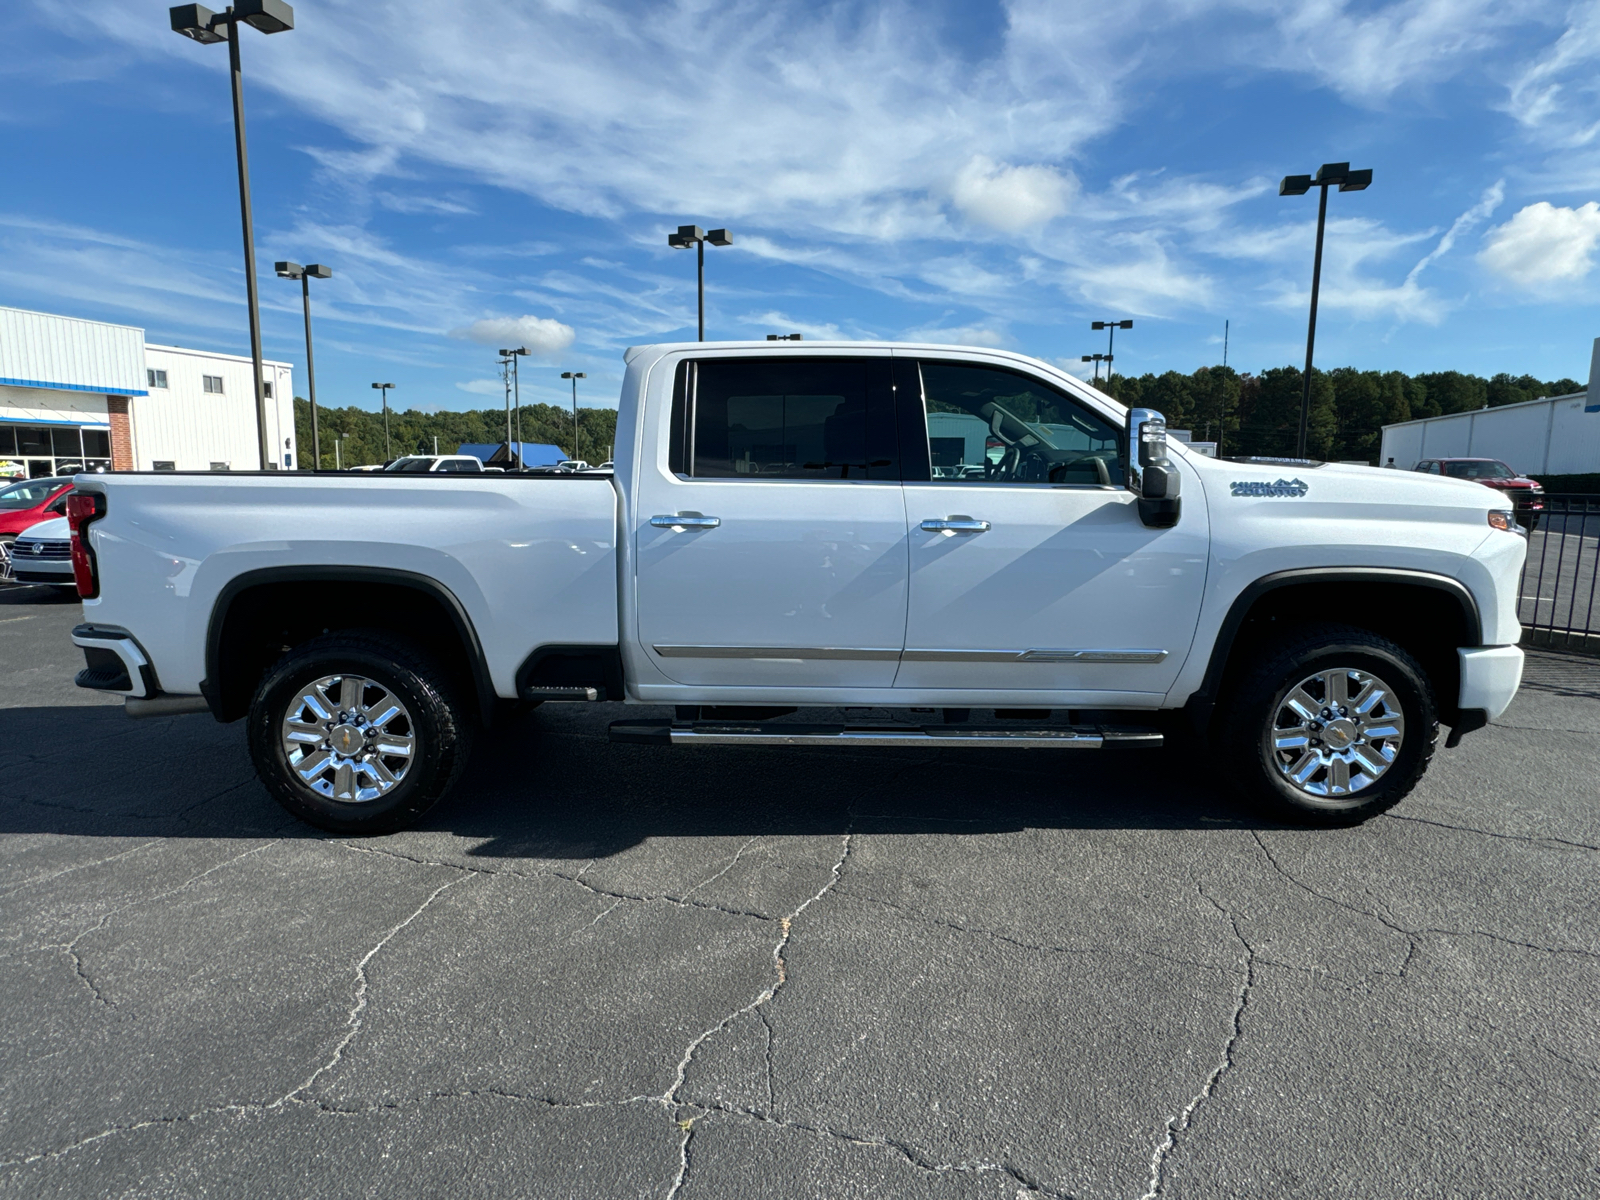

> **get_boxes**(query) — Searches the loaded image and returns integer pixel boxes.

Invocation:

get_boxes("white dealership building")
[0,305,297,477]
[1379,338,1600,476]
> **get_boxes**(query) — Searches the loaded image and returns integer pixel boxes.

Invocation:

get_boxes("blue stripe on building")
[0,376,147,396]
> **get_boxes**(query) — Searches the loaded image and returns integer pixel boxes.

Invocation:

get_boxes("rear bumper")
[71,625,156,698]
[1458,645,1524,722]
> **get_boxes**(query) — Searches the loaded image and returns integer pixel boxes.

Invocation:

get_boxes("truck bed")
[80,472,619,700]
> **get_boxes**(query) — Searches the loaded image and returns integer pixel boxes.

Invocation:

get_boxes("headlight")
[1487,510,1516,532]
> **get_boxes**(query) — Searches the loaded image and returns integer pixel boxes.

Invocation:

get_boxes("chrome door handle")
[920,518,990,533]
[650,514,721,529]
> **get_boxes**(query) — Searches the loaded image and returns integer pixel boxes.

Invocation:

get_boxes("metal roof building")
[0,305,295,477]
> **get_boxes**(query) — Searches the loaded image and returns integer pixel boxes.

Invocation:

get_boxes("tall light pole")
[561,371,586,461]
[169,2,295,471]
[1091,319,1132,392]
[667,225,732,340]
[1080,353,1109,384]
[496,353,514,461]
[1280,162,1372,457]
[275,261,330,469]
[334,432,347,471]
[500,347,529,468]
[370,383,395,461]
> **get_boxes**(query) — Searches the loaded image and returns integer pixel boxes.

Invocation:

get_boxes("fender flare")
[1183,567,1481,729]
[201,565,496,724]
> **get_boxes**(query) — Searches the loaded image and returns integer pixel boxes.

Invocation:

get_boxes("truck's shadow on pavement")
[0,702,1272,855]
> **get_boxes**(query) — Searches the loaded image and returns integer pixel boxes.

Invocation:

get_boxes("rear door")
[633,354,909,687]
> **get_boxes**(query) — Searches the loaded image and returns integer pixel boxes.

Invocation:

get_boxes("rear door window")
[670,358,897,480]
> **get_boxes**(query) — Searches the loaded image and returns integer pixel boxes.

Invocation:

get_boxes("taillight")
[66,492,105,599]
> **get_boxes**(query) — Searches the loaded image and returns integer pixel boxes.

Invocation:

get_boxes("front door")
[894,356,1208,700]
[634,354,908,688]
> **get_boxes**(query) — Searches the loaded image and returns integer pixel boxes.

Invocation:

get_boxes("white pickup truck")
[63,341,1527,833]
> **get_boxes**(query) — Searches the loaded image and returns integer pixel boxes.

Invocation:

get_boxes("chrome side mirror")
[1127,407,1181,528]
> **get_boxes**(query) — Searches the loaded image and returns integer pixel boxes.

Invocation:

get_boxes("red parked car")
[0,477,72,580]
[1413,458,1544,530]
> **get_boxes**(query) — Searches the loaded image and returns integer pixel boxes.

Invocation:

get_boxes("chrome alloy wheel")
[281,674,416,804]
[1268,667,1405,800]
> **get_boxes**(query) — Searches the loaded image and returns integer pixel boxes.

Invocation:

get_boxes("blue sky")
[3,0,1598,415]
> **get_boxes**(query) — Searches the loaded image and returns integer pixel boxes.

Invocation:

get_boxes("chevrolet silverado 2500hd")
[64,341,1527,832]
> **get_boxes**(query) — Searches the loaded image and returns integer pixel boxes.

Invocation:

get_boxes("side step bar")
[609,721,1162,749]
[523,685,601,701]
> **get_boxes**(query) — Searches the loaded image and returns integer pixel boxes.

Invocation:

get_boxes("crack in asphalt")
[0,839,163,899]
[1252,830,1600,965]
[682,1102,1072,1197]
[2,858,478,1167]
[334,837,786,923]
[285,871,479,1103]
[662,830,854,1113]
[50,840,282,1007]
[1383,812,1600,852]
[835,889,1239,977]
[1139,890,1255,1200]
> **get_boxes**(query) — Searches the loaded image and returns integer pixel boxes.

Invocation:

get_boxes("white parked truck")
[64,342,1527,832]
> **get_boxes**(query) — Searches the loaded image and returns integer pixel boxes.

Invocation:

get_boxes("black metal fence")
[1519,495,1600,655]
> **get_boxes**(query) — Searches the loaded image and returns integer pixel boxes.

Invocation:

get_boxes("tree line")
[293,399,620,469]
[1105,367,1584,463]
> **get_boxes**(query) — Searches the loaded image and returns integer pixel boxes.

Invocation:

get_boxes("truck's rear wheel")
[247,632,473,835]
[1223,624,1437,825]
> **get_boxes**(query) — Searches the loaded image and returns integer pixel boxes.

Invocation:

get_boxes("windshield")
[1444,461,1515,480]
[384,458,436,473]
[0,479,68,509]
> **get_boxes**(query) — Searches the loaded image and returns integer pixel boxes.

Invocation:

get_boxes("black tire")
[1221,623,1437,826]
[246,631,474,834]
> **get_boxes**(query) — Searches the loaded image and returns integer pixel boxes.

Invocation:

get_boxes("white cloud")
[455,379,506,396]
[737,311,851,341]
[1506,4,1600,143]
[951,156,1074,233]
[900,322,1011,348]
[449,315,577,357]
[1479,201,1600,288]
[376,192,475,216]
[1405,179,1504,285]
[1260,0,1520,105]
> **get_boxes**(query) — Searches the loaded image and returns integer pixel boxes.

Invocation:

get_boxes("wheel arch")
[1186,568,1481,731]
[202,566,496,725]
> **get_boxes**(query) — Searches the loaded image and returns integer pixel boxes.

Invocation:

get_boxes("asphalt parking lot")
[1,582,1597,1199]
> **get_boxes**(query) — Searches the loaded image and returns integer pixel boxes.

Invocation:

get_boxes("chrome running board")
[608,721,1162,749]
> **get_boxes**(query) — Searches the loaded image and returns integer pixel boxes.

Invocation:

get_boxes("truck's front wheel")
[246,632,473,835]
[1223,624,1438,825]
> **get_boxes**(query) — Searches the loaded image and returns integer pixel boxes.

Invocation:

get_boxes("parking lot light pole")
[499,348,529,468]
[275,261,331,469]
[1280,162,1372,457]
[667,225,732,340]
[370,383,394,461]
[1090,319,1132,391]
[169,1,295,471]
[1081,353,1109,383]
[561,371,586,461]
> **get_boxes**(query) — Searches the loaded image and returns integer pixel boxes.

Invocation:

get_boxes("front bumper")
[1458,645,1524,722]
[10,559,73,585]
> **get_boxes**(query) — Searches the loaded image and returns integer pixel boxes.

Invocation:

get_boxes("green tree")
[1413,371,1487,415]
[293,399,618,470]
